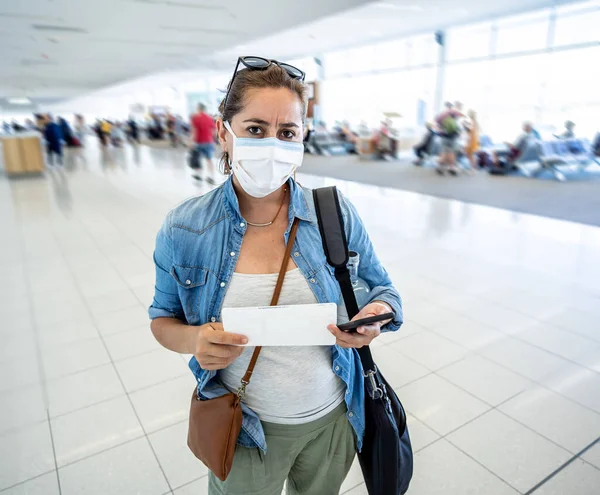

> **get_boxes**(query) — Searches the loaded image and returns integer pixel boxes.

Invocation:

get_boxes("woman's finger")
[204,342,244,359]
[328,325,373,347]
[355,325,381,338]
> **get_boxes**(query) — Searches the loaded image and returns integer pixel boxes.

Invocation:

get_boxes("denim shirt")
[149,177,403,452]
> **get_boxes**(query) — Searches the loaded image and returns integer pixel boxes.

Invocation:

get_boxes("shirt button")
[220,282,226,288]
[240,222,245,228]
[294,252,299,257]
[211,317,216,322]
[310,278,316,284]
[185,280,191,285]
[230,252,236,257]
[346,389,350,395]
[348,411,354,418]
[335,366,340,371]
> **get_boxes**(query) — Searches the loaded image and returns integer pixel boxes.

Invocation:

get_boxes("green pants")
[208,402,356,495]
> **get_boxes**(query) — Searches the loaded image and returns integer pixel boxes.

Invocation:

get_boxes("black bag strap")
[313,186,377,374]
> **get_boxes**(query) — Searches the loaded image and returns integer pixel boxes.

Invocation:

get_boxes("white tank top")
[219,269,346,424]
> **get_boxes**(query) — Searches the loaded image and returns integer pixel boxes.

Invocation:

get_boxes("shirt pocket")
[170,265,208,320]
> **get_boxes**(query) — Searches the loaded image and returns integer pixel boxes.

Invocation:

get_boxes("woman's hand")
[327,301,393,349]
[194,322,248,370]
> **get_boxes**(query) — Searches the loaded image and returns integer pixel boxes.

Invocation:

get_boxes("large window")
[321,67,435,128]
[496,10,550,55]
[554,2,600,47]
[447,22,493,61]
[320,2,599,138]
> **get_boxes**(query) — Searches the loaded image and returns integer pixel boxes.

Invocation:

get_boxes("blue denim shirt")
[149,177,403,452]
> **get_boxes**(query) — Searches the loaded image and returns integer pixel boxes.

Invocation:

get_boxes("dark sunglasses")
[223,56,306,108]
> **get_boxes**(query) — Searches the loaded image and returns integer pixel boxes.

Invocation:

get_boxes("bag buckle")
[364,367,383,400]
[237,380,248,399]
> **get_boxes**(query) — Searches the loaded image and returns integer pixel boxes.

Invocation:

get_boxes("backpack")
[441,116,459,137]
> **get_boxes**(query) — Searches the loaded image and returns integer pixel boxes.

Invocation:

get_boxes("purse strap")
[237,217,300,397]
[312,187,378,375]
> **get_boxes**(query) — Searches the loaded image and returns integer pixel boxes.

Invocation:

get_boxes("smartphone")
[337,312,395,333]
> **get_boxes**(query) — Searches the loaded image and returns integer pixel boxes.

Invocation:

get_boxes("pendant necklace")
[245,188,288,227]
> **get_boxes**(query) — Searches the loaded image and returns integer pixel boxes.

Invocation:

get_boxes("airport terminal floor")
[1,142,600,495]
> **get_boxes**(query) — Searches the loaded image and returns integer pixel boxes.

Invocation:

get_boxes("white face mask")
[224,121,304,198]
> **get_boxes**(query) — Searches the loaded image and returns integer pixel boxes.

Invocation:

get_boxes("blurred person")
[435,101,464,175]
[166,113,177,146]
[74,114,86,145]
[491,121,536,173]
[555,120,576,140]
[93,119,106,146]
[375,118,396,159]
[127,115,140,143]
[148,114,164,140]
[111,121,125,147]
[464,110,480,171]
[174,115,186,147]
[191,102,217,183]
[101,119,112,145]
[25,118,36,131]
[12,120,26,132]
[591,132,600,157]
[149,56,402,495]
[58,117,77,147]
[43,114,64,166]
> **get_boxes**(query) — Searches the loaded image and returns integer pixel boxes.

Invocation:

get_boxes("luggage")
[188,147,201,169]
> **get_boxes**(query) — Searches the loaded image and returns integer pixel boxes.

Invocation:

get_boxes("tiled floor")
[1,143,599,494]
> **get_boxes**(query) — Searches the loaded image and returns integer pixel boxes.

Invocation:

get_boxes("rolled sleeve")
[149,213,185,321]
[340,193,403,333]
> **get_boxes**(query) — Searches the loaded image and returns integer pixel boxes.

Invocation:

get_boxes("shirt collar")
[222,176,312,231]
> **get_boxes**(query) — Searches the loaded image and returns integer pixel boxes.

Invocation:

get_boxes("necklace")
[245,188,287,227]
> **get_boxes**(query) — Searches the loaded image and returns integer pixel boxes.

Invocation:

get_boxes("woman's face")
[217,87,304,157]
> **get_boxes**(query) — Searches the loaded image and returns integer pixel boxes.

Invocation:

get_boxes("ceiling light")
[8,97,32,105]
[159,25,240,34]
[32,24,88,33]
[375,2,424,11]
[130,0,226,11]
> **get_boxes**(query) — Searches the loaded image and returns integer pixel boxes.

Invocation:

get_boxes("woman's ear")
[216,118,229,152]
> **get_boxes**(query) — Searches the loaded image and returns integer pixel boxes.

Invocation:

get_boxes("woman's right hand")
[193,322,248,370]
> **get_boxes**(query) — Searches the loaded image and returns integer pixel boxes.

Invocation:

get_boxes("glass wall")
[321,33,437,128]
[321,0,600,139]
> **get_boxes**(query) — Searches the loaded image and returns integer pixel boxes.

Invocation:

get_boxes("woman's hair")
[218,64,308,172]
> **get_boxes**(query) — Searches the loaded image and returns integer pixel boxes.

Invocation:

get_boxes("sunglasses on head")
[223,56,306,108]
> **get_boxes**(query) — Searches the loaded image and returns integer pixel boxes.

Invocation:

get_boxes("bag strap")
[238,218,300,393]
[313,187,377,374]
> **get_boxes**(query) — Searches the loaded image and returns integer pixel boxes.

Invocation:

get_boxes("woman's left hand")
[327,301,393,349]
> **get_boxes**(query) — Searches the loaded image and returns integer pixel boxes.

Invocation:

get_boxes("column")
[433,30,447,115]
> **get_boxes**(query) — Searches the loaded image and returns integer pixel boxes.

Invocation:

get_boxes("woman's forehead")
[238,88,303,122]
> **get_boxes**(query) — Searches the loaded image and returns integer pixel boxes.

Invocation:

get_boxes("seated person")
[491,121,536,171]
[592,132,600,157]
[554,120,576,140]
[374,119,397,159]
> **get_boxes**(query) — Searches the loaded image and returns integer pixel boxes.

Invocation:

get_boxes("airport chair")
[531,140,568,181]
[513,139,541,177]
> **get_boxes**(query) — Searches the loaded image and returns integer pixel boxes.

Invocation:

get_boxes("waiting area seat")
[531,138,600,181]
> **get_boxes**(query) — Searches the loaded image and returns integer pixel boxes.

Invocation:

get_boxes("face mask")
[224,121,304,198]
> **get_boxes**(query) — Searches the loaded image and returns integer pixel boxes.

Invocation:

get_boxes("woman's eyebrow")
[242,118,299,128]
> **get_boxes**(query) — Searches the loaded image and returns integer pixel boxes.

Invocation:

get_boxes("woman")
[149,57,403,495]
[464,109,480,172]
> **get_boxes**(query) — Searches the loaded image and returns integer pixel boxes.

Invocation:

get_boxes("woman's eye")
[281,130,295,139]
[247,126,262,136]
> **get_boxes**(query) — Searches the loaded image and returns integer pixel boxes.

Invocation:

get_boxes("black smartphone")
[337,312,395,333]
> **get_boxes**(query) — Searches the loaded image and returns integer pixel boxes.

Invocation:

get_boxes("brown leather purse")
[187,218,300,481]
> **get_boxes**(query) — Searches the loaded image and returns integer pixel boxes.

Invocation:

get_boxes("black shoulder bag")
[313,186,413,495]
